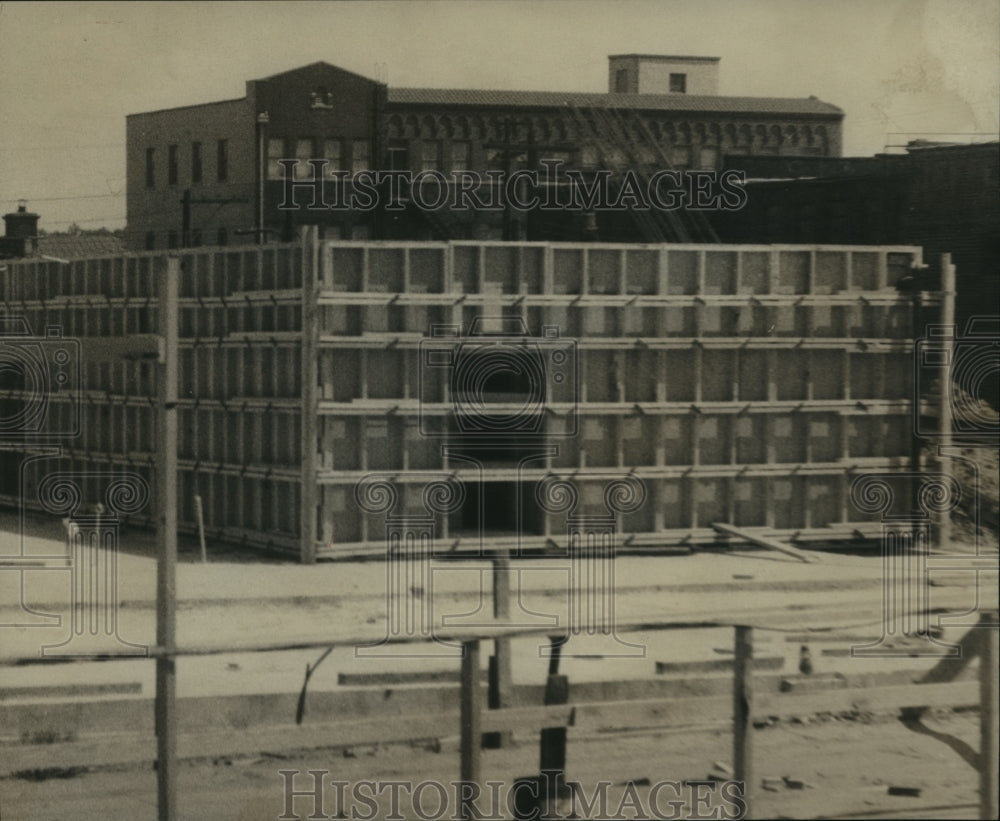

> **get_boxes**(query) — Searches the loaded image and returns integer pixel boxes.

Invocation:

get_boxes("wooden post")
[194,495,207,563]
[980,613,999,821]
[486,548,513,748]
[934,253,956,550]
[156,256,180,821]
[459,639,482,821]
[733,625,754,820]
[539,635,570,817]
[299,226,319,563]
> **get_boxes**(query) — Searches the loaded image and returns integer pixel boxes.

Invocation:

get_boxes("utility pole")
[156,256,179,821]
[257,112,270,245]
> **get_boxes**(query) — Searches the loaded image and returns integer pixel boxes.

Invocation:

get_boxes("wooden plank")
[713,521,817,563]
[338,669,487,686]
[7,678,976,777]
[756,681,978,717]
[656,655,783,675]
[1,714,455,776]
[79,335,162,363]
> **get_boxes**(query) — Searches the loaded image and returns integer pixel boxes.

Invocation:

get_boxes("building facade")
[714,141,1000,334]
[126,57,843,249]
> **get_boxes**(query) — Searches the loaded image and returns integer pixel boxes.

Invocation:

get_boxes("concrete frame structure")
[1,235,931,562]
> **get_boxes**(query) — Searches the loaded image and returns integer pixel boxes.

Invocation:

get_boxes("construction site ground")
[1,510,997,820]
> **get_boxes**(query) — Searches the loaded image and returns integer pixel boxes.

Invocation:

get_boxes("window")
[351,140,370,176]
[421,140,442,173]
[144,231,155,250]
[168,144,178,185]
[191,142,202,183]
[217,226,228,246]
[635,146,656,166]
[669,146,690,168]
[145,148,155,188]
[190,229,202,247]
[487,148,526,171]
[267,137,285,180]
[387,139,409,171]
[698,147,719,170]
[167,230,178,249]
[615,68,629,93]
[669,73,687,93]
[323,139,342,171]
[294,138,314,180]
[217,139,228,182]
[486,148,505,171]
[450,141,471,172]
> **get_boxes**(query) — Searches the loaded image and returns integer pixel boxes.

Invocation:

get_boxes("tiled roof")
[36,234,125,260]
[387,88,843,117]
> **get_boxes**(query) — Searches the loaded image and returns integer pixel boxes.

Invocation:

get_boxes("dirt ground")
[1,446,996,821]
[1,707,985,820]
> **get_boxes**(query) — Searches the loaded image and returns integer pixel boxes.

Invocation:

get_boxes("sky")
[0,0,997,233]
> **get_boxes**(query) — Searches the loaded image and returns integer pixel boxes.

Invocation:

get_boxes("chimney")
[0,201,40,258]
[4,200,40,240]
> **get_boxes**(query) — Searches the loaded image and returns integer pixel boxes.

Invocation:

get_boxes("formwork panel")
[776,351,810,400]
[850,251,880,291]
[587,248,621,295]
[772,414,807,463]
[665,249,699,294]
[734,415,767,464]
[664,350,697,401]
[738,251,770,294]
[733,478,767,527]
[551,248,584,294]
[737,351,769,401]
[807,414,842,462]
[660,480,690,530]
[624,249,658,294]
[701,351,735,401]
[811,351,845,399]
[814,251,848,294]
[704,251,738,294]
[624,350,659,402]
[697,416,732,465]
[584,351,620,402]
[771,477,805,529]
[776,250,810,294]
[622,416,659,466]
[662,416,696,465]
[483,245,521,294]
[408,247,447,293]
[580,416,617,466]
[694,478,728,528]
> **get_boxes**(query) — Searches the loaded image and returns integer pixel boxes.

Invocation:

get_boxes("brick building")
[714,141,1000,332]
[125,57,843,249]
